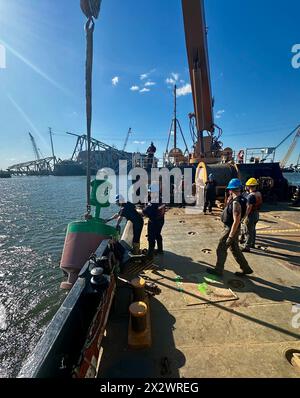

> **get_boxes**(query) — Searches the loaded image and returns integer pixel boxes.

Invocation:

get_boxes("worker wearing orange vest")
[242,178,263,252]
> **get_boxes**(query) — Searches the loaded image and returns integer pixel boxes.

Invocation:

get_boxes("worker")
[203,173,217,214]
[104,194,144,255]
[147,142,156,157]
[207,178,253,277]
[242,178,263,252]
[145,142,156,171]
[143,185,166,259]
[237,150,244,164]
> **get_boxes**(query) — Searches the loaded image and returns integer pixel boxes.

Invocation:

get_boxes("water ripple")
[0,176,116,377]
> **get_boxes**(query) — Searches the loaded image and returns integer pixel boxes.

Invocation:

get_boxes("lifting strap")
[81,0,101,217]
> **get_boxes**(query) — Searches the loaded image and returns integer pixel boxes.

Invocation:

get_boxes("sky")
[0,0,300,169]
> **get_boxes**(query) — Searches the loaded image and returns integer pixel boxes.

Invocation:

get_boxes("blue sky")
[0,0,299,169]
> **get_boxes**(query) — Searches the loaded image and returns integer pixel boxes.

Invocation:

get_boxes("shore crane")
[122,128,132,152]
[280,126,300,168]
[28,132,41,161]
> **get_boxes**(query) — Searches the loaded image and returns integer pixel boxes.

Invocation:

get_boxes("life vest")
[221,196,247,227]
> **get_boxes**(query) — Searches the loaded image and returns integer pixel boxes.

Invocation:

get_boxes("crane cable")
[81,1,101,218]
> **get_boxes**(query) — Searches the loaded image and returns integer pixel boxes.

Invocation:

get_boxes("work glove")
[226,237,234,247]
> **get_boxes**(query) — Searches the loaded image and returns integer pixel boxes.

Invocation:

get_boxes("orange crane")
[182,0,222,164]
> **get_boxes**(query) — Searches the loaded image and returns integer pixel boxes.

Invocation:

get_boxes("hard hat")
[246,178,258,187]
[227,178,242,190]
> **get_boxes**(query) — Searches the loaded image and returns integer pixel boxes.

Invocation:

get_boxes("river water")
[284,172,300,187]
[0,173,299,378]
[0,176,116,378]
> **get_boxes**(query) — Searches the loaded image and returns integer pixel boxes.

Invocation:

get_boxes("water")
[283,172,300,186]
[0,176,116,378]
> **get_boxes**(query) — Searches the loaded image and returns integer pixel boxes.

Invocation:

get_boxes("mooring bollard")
[131,277,146,301]
[129,302,148,333]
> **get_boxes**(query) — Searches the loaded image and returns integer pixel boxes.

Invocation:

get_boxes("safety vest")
[221,196,247,227]
[248,192,263,213]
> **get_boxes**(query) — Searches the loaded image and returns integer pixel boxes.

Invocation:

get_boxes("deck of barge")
[98,204,300,378]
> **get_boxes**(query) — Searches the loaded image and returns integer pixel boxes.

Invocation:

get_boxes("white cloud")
[215,110,225,119]
[145,81,156,87]
[130,85,139,91]
[166,77,176,85]
[134,140,146,145]
[165,72,180,86]
[140,88,150,93]
[176,84,192,97]
[112,76,119,86]
[140,69,156,81]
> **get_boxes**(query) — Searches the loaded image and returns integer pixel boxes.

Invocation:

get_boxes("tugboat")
[18,0,299,379]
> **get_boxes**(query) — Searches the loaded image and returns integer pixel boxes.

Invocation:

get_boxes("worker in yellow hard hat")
[241,178,263,253]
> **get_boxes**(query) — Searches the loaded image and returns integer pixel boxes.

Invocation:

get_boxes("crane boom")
[29,132,41,161]
[280,127,300,168]
[182,0,215,158]
[122,128,132,152]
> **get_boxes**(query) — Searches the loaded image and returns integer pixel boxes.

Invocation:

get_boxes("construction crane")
[28,132,41,161]
[122,128,132,152]
[280,126,300,168]
[49,127,56,165]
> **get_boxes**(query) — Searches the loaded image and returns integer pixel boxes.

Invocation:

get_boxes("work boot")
[235,269,253,277]
[241,247,251,253]
[206,268,223,277]
[147,243,155,260]
[156,241,164,255]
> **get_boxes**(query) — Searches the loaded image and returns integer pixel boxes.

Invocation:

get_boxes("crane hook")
[80,0,101,19]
